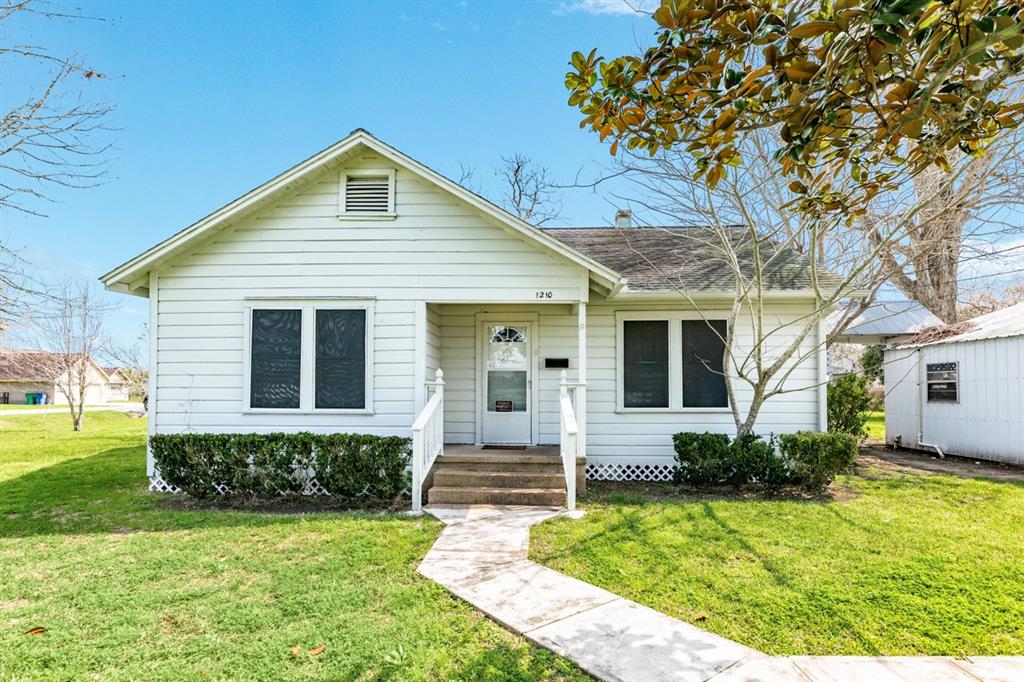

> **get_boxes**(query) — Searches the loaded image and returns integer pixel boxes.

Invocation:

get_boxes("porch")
[410,302,589,511]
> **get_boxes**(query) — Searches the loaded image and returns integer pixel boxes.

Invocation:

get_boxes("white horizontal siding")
[434,300,822,464]
[153,154,585,436]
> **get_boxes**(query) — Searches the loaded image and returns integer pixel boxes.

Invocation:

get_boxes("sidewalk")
[0,403,145,417]
[418,506,1023,682]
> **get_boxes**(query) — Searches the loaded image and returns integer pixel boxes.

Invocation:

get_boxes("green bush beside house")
[149,432,410,502]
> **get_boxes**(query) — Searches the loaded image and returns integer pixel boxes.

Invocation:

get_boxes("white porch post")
[576,301,586,459]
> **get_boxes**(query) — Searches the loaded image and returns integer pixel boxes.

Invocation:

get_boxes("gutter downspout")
[915,347,945,458]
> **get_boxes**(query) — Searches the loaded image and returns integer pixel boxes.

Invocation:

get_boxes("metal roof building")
[883,303,1024,465]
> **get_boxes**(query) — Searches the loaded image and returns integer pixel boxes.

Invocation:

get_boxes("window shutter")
[344,175,390,214]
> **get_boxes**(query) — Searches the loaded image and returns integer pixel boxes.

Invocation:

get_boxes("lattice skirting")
[151,462,678,494]
[584,462,676,482]
[148,474,333,496]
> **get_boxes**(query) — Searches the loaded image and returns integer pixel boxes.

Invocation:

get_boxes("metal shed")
[883,302,1024,465]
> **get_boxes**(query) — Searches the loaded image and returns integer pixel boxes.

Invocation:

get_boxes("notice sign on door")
[494,400,513,412]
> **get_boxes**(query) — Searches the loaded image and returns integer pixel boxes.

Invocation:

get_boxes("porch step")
[434,453,583,473]
[433,468,567,489]
[427,485,567,507]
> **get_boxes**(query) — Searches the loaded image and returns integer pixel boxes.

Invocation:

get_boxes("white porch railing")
[411,368,445,513]
[559,369,583,512]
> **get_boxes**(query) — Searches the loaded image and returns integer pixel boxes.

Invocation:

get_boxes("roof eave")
[101,130,622,293]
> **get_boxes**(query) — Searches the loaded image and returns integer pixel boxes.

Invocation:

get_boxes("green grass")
[0,404,54,410]
[865,410,885,441]
[0,414,586,681]
[532,470,1024,657]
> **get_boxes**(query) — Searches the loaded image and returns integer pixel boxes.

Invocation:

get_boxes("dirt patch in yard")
[581,479,857,504]
[158,494,411,515]
[859,446,1024,482]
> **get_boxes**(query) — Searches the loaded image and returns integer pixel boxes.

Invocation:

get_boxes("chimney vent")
[615,209,632,228]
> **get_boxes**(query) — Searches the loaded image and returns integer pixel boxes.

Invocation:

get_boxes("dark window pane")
[250,309,301,409]
[682,320,728,407]
[927,383,958,402]
[316,309,366,409]
[623,320,669,408]
[926,362,958,402]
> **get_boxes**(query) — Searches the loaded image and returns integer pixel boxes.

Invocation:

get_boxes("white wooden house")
[101,130,832,508]
[884,302,1024,465]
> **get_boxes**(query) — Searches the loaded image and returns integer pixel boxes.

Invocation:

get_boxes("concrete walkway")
[418,506,1023,682]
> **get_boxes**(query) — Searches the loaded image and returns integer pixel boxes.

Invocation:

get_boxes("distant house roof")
[0,350,64,382]
[894,302,1024,348]
[544,226,843,294]
[0,350,110,382]
[828,300,943,343]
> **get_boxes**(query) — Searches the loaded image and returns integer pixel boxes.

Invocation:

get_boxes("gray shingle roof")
[543,226,841,293]
[0,350,63,382]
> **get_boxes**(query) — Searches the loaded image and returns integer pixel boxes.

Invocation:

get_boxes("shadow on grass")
[0,446,419,539]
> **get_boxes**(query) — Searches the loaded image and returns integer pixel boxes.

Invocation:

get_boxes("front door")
[480,323,532,444]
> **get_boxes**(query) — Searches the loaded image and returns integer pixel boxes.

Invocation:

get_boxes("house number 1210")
[535,291,553,299]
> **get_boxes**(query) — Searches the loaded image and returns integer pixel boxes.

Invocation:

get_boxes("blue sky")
[4,0,1021,350]
[3,0,654,345]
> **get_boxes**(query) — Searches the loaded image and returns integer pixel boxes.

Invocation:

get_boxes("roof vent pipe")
[615,209,632,228]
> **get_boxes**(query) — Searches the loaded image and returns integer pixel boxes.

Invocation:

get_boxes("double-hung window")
[618,312,729,411]
[245,300,374,413]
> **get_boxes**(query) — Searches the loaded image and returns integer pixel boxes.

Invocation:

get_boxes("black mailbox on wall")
[544,358,570,369]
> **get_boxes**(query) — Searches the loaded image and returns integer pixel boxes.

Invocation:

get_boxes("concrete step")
[433,457,564,473]
[432,468,567,489]
[427,485,567,507]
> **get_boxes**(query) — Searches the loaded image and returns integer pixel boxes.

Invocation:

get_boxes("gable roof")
[100,129,623,296]
[545,226,843,295]
[894,302,1024,348]
[0,350,110,383]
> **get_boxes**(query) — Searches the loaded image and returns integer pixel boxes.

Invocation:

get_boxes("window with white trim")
[926,362,958,403]
[617,313,729,410]
[245,300,374,412]
[338,169,396,217]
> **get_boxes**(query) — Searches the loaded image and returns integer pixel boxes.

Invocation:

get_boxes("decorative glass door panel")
[481,324,531,443]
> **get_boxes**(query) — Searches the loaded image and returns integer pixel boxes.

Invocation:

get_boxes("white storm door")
[480,323,532,444]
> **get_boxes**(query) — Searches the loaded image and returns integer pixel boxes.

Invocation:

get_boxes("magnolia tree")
[565,0,1024,436]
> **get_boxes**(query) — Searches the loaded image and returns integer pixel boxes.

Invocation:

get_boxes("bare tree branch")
[495,153,563,226]
[0,0,114,216]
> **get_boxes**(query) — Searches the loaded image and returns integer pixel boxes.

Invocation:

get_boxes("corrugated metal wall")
[884,337,1024,465]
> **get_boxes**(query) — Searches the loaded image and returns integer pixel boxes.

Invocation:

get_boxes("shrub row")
[672,430,857,491]
[149,432,411,500]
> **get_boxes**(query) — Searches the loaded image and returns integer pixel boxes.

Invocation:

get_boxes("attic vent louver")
[345,176,389,213]
[339,169,396,218]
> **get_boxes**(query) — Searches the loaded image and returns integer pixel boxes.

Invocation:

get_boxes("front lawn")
[531,465,1024,657]
[0,413,586,681]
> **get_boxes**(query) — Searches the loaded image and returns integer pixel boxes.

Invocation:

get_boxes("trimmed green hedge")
[149,432,411,501]
[777,431,859,491]
[673,430,857,490]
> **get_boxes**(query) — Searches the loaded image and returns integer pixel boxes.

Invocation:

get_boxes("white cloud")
[557,0,659,16]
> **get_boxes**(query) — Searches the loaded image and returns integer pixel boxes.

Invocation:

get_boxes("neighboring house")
[103,368,131,401]
[100,129,834,503]
[826,300,943,376]
[884,302,1024,465]
[0,349,112,406]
